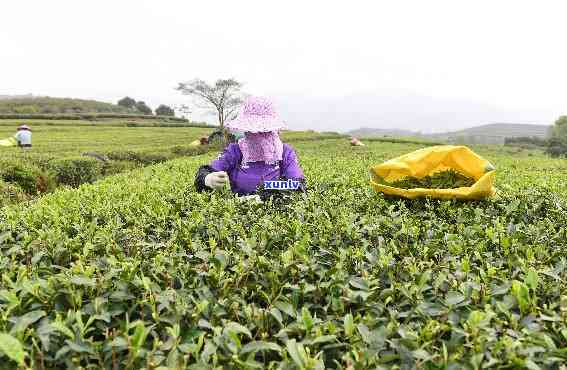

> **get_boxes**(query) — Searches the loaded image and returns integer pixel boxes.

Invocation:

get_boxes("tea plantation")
[0,138,566,369]
[0,122,343,208]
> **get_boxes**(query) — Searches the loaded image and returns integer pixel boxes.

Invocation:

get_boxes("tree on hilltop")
[118,97,136,109]
[135,101,153,115]
[155,104,175,116]
[176,78,245,144]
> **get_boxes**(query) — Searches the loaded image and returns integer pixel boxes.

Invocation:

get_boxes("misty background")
[1,0,565,133]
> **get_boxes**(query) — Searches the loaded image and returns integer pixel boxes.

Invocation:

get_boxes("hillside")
[0,96,132,114]
[427,123,553,144]
[348,123,553,144]
[347,127,418,137]
[0,94,39,100]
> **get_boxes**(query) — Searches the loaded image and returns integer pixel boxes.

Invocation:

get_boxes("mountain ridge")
[348,123,553,144]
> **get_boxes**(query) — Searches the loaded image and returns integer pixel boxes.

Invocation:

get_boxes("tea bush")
[102,160,141,176]
[170,145,209,157]
[0,141,565,369]
[0,159,54,195]
[48,157,104,187]
[0,123,343,208]
[105,150,142,162]
[105,150,174,165]
[0,123,224,204]
[0,180,27,207]
[135,152,175,165]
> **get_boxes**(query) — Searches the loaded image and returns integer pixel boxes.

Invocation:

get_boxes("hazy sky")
[1,0,565,132]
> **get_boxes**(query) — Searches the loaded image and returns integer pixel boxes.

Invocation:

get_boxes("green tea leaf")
[301,307,313,332]
[50,321,75,339]
[344,313,354,337]
[10,310,46,335]
[275,301,296,318]
[131,322,151,349]
[512,280,531,315]
[224,322,252,338]
[70,276,96,287]
[524,269,539,291]
[270,307,283,326]
[467,310,487,329]
[349,277,369,291]
[446,291,465,306]
[241,341,282,355]
[310,335,337,345]
[379,169,475,189]
[0,333,26,366]
[285,339,305,368]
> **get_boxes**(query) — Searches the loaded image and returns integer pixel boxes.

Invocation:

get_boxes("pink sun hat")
[225,96,287,133]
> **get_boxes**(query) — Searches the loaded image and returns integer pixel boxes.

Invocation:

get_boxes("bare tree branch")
[176,78,245,138]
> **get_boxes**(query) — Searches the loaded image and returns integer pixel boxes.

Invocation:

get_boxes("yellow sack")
[0,137,17,147]
[369,145,496,200]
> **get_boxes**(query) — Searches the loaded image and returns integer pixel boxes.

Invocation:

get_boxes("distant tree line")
[118,97,175,117]
[0,113,190,122]
[505,116,567,157]
[0,97,131,114]
[504,136,549,147]
[0,97,179,118]
[546,116,567,157]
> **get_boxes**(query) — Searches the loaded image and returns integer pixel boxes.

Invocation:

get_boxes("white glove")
[204,171,228,190]
[237,194,262,203]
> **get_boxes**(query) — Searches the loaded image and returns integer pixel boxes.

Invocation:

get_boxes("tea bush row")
[0,143,565,369]
[0,146,210,207]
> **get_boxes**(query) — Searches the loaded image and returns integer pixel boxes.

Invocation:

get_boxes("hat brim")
[225,117,286,133]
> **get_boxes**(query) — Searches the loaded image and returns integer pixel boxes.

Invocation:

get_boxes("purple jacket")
[210,143,305,195]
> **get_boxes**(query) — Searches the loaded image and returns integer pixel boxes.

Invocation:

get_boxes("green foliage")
[155,104,175,116]
[101,160,141,176]
[105,150,173,165]
[0,97,131,114]
[0,333,26,366]
[545,137,567,158]
[104,150,142,162]
[170,145,209,157]
[0,180,27,208]
[135,152,173,165]
[135,101,153,115]
[0,123,219,204]
[48,157,103,187]
[0,159,53,194]
[118,97,157,116]
[0,140,565,368]
[0,124,347,210]
[117,96,137,109]
[504,136,549,149]
[377,169,476,189]
[552,116,567,139]
[357,136,443,145]
[546,116,567,157]
[0,113,189,122]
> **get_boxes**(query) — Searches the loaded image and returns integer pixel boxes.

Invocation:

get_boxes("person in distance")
[194,96,306,201]
[15,125,32,149]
